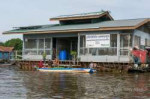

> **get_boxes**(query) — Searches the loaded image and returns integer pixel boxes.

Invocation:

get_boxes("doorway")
[52,37,78,60]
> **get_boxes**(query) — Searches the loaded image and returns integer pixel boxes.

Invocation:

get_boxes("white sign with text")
[86,34,110,48]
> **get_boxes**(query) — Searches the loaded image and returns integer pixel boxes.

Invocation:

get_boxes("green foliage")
[70,51,77,57]
[71,51,77,64]
[4,38,23,50]
[0,42,4,46]
[42,52,47,58]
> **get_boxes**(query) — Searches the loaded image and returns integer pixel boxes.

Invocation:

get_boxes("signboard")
[86,34,110,48]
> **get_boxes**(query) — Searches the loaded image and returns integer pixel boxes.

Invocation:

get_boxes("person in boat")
[48,59,53,67]
[89,61,94,68]
[131,46,141,68]
[52,58,60,67]
[52,48,56,59]
[38,61,44,68]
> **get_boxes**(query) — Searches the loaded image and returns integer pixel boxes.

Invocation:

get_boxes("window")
[79,34,117,56]
[120,34,132,48]
[80,36,85,48]
[98,48,117,55]
[98,48,107,55]
[145,39,150,46]
[110,34,117,47]
[45,38,51,55]
[24,50,37,55]
[25,39,37,49]
[37,38,51,55]
[45,38,51,49]
[24,38,52,55]
[89,48,97,55]
[39,39,44,49]
[45,50,51,55]
[80,48,88,55]
[120,34,132,56]
[134,36,140,47]
[38,50,44,55]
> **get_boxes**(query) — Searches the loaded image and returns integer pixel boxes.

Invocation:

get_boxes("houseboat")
[3,11,150,64]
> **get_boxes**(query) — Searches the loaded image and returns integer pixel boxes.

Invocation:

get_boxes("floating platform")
[17,60,133,72]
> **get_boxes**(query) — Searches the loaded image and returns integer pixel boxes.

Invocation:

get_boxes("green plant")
[70,51,77,64]
[70,51,77,56]
[42,52,47,59]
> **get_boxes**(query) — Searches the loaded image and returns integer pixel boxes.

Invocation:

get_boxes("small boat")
[128,67,150,73]
[128,68,146,73]
[128,64,150,73]
[38,67,96,73]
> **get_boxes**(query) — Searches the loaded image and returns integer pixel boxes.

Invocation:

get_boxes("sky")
[0,0,150,42]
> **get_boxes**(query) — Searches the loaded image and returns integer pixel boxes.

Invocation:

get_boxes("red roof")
[0,46,14,52]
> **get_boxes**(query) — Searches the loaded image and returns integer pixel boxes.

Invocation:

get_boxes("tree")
[4,38,23,50]
[0,42,4,46]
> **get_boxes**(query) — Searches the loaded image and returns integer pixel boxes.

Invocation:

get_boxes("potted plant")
[70,51,77,65]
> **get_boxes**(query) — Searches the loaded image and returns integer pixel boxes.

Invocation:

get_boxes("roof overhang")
[3,19,150,35]
[50,11,114,21]
[3,26,135,35]
[0,46,14,52]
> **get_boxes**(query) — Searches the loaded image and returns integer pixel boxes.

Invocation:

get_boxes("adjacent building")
[0,46,14,60]
[3,11,150,63]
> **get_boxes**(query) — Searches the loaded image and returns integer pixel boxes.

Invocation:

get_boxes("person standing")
[89,62,94,68]
[93,63,97,68]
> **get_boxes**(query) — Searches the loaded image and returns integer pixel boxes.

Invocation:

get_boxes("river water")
[0,65,149,99]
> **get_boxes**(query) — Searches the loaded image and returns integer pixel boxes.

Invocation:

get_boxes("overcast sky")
[0,0,150,42]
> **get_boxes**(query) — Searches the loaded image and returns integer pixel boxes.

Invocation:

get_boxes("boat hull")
[38,68,96,73]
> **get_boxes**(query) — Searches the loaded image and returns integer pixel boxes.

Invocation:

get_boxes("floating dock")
[16,60,138,73]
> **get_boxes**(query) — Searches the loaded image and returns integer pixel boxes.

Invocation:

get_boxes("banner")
[86,34,110,48]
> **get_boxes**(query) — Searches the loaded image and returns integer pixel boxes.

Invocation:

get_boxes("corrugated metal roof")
[0,46,14,52]
[51,11,106,19]
[4,18,148,33]
[32,18,148,31]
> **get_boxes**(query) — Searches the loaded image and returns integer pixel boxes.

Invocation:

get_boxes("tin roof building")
[0,46,14,60]
[3,11,150,62]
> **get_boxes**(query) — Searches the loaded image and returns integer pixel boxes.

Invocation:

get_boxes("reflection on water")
[0,65,150,99]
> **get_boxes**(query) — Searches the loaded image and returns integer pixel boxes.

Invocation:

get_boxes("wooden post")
[15,51,18,60]
[2,52,4,60]
[77,33,80,65]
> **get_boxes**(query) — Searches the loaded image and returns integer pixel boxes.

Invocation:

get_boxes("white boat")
[38,68,96,73]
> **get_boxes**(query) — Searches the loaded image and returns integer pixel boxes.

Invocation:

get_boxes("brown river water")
[0,65,149,99]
